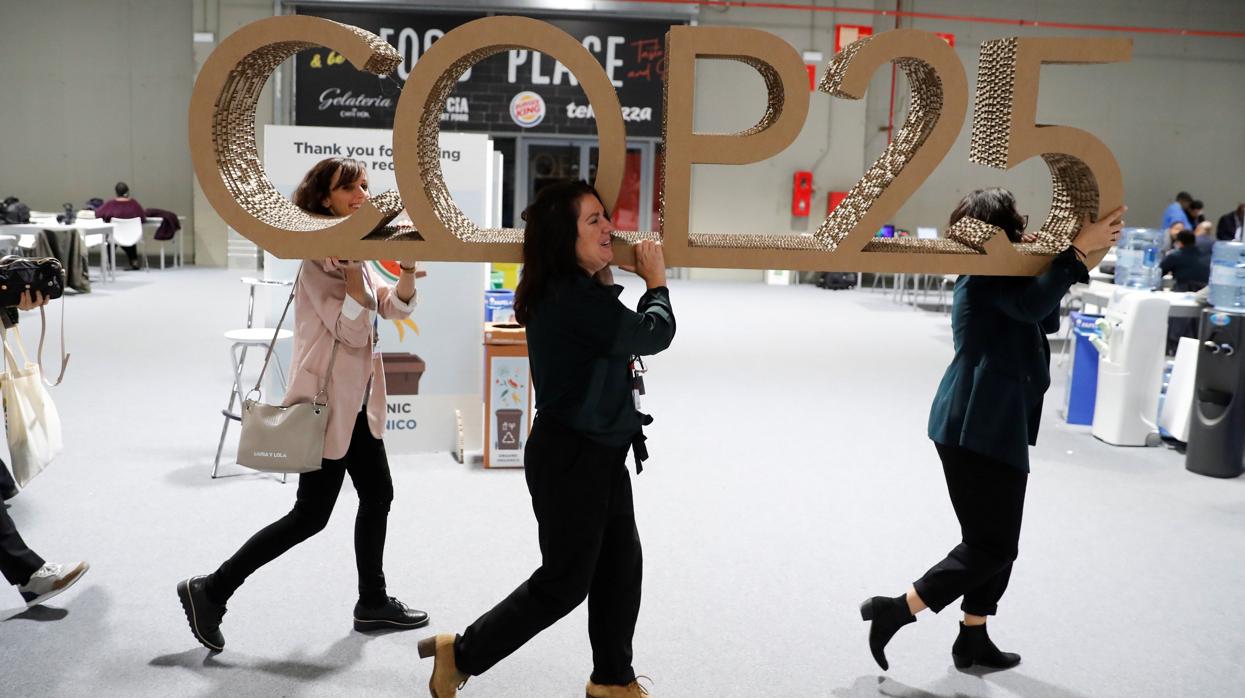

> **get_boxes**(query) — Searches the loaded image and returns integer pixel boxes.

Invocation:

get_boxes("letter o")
[188,16,405,259]
[394,16,626,261]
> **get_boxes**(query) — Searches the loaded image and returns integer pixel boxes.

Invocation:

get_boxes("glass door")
[518,138,655,232]
[588,145,647,232]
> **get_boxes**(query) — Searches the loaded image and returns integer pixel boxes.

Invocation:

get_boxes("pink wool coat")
[282,260,414,460]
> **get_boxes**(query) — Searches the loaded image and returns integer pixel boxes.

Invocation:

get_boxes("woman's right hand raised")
[1071,205,1127,254]
[623,240,666,289]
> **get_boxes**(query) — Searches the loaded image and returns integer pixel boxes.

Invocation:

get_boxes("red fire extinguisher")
[792,171,813,217]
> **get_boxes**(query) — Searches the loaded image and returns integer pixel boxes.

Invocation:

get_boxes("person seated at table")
[1188,200,1216,253]
[1161,231,1210,354]
[1216,203,1244,242]
[94,182,145,271]
[1161,231,1210,292]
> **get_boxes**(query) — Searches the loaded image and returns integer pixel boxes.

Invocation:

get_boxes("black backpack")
[0,197,30,224]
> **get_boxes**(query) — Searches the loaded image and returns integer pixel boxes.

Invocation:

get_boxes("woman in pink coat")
[177,158,425,652]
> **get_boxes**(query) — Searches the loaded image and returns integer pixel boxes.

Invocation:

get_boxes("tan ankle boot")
[417,634,468,698]
[585,677,652,697]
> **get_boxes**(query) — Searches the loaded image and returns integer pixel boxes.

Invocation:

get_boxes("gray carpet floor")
[0,268,1242,697]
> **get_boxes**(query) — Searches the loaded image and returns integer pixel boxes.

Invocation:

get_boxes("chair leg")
[212,410,232,478]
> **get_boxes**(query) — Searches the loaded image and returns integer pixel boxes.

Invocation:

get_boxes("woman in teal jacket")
[860,189,1125,672]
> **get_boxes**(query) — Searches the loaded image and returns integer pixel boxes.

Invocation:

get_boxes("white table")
[1073,280,1204,318]
[0,219,115,282]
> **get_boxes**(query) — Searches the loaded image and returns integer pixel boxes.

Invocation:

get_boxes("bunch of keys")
[629,356,647,411]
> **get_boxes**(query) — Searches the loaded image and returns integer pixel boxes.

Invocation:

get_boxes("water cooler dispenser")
[1091,293,1171,445]
[1186,241,1245,478]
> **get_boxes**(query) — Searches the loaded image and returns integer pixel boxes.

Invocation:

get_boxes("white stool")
[212,276,296,480]
[213,328,293,479]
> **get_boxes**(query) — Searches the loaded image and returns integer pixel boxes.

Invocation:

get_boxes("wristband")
[1069,245,1087,259]
[399,264,417,272]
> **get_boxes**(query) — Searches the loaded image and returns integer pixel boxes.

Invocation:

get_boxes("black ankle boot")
[177,575,228,652]
[859,594,916,671]
[952,622,1021,670]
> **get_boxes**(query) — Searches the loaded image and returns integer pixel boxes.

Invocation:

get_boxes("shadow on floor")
[1,604,69,622]
[149,632,373,685]
[833,675,974,698]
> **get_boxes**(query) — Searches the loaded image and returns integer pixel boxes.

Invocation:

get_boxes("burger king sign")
[509,91,546,128]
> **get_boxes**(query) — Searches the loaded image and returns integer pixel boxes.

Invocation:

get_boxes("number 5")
[959,37,1132,268]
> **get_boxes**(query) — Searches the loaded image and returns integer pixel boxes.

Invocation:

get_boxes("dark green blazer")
[927,249,1089,471]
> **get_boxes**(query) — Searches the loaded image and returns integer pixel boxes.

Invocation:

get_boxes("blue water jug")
[485,289,516,323]
[1113,227,1162,290]
[1209,241,1245,312]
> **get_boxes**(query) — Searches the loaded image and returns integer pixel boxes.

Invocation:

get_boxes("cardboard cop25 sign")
[293,9,669,138]
[190,15,1130,274]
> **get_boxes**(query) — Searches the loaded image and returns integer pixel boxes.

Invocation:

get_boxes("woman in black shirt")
[860,190,1123,673]
[418,180,674,698]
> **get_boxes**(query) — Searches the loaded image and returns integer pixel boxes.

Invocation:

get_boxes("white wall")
[192,0,282,267]
[0,0,195,258]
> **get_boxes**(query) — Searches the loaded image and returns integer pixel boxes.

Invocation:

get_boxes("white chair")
[17,233,37,255]
[213,277,296,481]
[145,218,183,269]
[0,234,20,256]
[110,217,146,272]
[82,232,111,281]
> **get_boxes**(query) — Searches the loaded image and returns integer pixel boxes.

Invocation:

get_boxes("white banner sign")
[262,124,496,454]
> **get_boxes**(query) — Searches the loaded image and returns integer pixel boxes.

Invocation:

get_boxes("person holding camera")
[859,189,1125,672]
[0,291,90,607]
[176,158,426,652]
[418,180,675,698]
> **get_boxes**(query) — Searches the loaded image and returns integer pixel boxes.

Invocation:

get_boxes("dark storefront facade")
[292,5,685,230]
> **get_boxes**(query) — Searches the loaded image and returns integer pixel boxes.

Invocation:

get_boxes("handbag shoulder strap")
[1,327,21,377]
[251,264,341,403]
[35,300,69,387]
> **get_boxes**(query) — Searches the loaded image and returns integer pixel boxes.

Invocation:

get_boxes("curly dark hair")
[513,180,607,325]
[291,158,367,215]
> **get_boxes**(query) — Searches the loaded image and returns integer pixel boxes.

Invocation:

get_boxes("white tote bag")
[2,327,62,487]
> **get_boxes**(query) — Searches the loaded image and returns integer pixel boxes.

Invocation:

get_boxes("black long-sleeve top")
[524,273,676,448]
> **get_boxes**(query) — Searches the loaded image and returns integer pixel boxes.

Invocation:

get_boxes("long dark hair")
[948,187,1026,242]
[292,157,367,215]
[514,180,605,325]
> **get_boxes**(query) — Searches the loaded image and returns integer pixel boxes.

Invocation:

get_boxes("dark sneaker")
[177,575,227,652]
[353,596,429,632]
[19,561,89,607]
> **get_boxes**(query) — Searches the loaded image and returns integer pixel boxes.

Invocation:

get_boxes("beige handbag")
[236,268,338,474]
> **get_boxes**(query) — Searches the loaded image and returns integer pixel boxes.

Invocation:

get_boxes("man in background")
[1217,203,1244,241]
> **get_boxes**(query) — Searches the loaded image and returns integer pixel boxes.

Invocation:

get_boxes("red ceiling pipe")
[624,0,1245,40]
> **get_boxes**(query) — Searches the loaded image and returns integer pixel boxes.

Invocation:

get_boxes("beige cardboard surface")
[190,18,1132,275]
[392,16,626,264]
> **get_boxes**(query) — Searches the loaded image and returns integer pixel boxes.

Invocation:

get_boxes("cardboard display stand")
[191,16,1130,275]
[483,323,531,469]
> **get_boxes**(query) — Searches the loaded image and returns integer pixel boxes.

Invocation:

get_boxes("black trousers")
[207,410,394,606]
[912,442,1028,617]
[455,417,642,686]
[1,504,44,587]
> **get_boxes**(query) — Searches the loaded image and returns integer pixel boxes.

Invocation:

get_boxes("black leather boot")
[177,575,227,652]
[952,621,1021,670]
[859,594,916,671]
